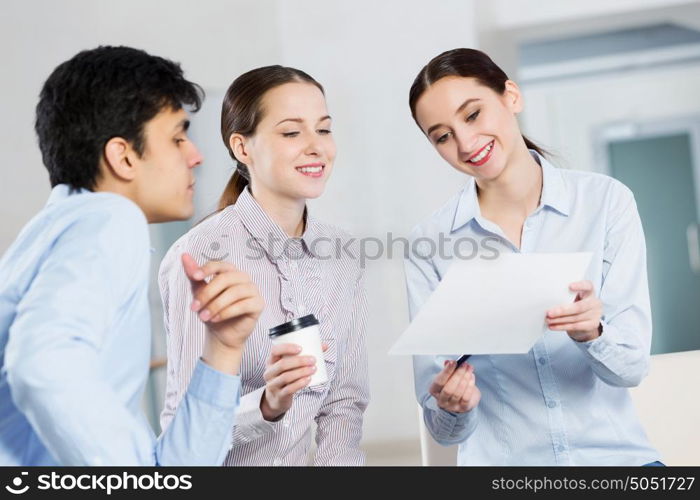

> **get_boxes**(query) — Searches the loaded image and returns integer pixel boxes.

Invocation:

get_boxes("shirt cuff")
[233,386,284,443]
[573,320,618,362]
[187,359,241,409]
[425,396,478,440]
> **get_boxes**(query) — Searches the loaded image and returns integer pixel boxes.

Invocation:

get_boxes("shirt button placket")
[521,217,535,252]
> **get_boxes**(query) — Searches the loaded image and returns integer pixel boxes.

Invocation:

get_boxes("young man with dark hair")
[0,46,263,465]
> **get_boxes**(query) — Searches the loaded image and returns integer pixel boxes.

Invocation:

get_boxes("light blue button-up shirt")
[0,185,241,465]
[407,151,660,465]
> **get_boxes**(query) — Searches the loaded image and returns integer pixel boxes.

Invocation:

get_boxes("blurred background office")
[2,0,699,465]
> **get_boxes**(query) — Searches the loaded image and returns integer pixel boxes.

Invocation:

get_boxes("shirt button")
[290,261,298,271]
[547,400,557,409]
[557,444,566,453]
[283,421,290,428]
[538,357,546,365]
[273,458,282,466]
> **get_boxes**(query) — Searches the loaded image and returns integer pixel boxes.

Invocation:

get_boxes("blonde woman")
[159,66,369,466]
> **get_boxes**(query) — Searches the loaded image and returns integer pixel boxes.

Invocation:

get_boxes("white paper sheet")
[390,252,593,355]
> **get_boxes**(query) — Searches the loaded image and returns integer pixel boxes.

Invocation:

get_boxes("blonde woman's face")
[244,82,335,202]
[414,76,523,182]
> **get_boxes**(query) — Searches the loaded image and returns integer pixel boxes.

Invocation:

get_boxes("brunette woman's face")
[237,82,335,202]
[414,76,524,181]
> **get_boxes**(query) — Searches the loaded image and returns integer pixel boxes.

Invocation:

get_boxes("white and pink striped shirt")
[158,187,369,466]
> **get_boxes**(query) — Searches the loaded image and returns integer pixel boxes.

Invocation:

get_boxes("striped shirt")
[158,187,369,466]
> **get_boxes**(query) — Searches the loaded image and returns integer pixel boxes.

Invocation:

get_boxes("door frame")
[592,114,700,223]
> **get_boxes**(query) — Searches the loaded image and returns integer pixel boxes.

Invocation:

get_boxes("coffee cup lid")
[269,314,319,338]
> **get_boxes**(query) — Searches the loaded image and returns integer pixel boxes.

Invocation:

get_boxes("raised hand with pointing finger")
[181,252,264,375]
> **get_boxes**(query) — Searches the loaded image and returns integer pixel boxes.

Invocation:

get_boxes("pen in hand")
[456,354,471,366]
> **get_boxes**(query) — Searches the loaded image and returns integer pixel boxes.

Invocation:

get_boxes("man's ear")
[503,80,524,114]
[103,137,138,181]
[229,133,252,167]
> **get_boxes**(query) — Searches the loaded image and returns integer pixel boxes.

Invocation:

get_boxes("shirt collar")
[234,186,319,260]
[47,184,156,252]
[450,149,570,233]
[450,177,481,233]
[46,184,86,206]
[537,151,570,217]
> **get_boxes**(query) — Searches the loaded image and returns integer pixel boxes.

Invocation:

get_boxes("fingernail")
[212,314,221,322]
[295,345,302,353]
[310,366,317,372]
[444,360,449,367]
[306,356,316,363]
[199,309,211,321]
[194,270,204,280]
[191,300,201,312]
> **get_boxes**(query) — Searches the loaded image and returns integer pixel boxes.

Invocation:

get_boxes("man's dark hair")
[35,45,204,191]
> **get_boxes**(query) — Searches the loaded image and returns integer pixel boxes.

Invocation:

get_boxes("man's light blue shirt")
[407,151,660,465]
[0,185,240,465]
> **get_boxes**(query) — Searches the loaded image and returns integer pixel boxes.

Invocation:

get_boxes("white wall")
[0,0,281,254]
[520,62,700,172]
[475,0,700,88]
[629,350,700,465]
[480,0,694,31]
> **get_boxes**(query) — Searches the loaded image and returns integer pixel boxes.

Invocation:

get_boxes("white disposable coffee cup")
[269,314,328,386]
